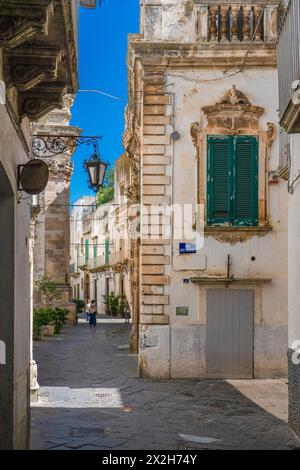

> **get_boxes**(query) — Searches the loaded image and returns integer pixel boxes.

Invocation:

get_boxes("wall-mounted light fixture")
[83,140,107,192]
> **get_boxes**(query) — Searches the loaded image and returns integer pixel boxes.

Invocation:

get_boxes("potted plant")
[33,308,53,339]
[52,308,69,334]
[73,299,85,313]
[109,293,119,317]
[102,293,111,315]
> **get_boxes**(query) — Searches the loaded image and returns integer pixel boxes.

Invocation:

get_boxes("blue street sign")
[179,243,197,254]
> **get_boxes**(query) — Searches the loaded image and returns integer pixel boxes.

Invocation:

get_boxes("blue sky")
[70,0,140,203]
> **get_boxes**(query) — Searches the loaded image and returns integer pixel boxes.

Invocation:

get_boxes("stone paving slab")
[31,319,300,450]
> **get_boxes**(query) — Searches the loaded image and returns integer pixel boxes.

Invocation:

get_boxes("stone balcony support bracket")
[0,1,54,49]
[0,0,79,121]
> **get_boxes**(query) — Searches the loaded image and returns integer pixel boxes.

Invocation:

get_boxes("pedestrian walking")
[124,300,131,324]
[89,300,97,327]
[85,299,90,322]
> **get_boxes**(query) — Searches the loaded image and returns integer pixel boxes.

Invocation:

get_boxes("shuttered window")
[85,239,89,264]
[105,239,109,264]
[207,135,258,226]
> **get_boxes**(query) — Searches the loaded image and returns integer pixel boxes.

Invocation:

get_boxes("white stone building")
[125,0,286,379]
[70,154,132,315]
[277,0,300,437]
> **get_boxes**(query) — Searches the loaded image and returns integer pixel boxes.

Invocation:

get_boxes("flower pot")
[33,326,42,341]
[41,325,55,337]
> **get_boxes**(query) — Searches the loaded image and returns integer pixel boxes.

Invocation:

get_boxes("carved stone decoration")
[19,84,65,120]
[0,1,54,49]
[205,227,272,245]
[218,85,250,106]
[190,122,199,147]
[5,46,62,91]
[122,128,140,203]
[266,122,276,147]
[47,159,74,180]
[202,85,264,134]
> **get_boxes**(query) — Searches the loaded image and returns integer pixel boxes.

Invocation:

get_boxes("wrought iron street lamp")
[84,140,107,192]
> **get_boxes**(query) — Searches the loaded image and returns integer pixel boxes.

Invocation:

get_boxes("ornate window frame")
[191,86,276,244]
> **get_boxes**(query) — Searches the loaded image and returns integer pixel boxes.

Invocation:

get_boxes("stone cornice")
[128,39,277,68]
[60,0,79,94]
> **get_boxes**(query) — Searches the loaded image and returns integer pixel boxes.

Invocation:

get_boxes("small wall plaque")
[176,306,189,316]
[179,243,196,254]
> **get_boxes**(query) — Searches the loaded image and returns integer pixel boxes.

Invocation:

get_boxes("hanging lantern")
[83,142,107,192]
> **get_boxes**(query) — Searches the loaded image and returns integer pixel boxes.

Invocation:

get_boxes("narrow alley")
[31,319,300,451]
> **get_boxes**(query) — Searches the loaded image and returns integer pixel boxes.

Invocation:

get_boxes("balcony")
[278,0,300,133]
[70,263,80,276]
[78,255,87,269]
[141,1,278,44]
[109,252,124,267]
[199,2,276,44]
[88,255,105,271]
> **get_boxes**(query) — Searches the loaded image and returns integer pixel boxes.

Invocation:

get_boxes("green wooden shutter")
[105,239,109,264]
[233,136,258,226]
[85,239,89,264]
[207,136,232,225]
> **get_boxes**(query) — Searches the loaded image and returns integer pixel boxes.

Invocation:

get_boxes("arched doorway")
[0,163,15,449]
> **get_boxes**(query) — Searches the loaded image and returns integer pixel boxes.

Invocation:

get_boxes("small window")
[207,135,258,226]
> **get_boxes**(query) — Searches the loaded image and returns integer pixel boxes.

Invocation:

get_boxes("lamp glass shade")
[99,161,107,187]
[85,153,107,190]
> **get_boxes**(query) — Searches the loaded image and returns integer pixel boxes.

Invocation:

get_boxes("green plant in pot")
[33,308,52,340]
[109,293,119,317]
[73,299,85,313]
[52,308,69,334]
[102,293,111,315]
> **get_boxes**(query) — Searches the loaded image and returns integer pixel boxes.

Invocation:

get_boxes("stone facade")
[0,0,78,449]
[69,154,132,320]
[125,0,287,379]
[32,96,81,325]
[277,0,300,437]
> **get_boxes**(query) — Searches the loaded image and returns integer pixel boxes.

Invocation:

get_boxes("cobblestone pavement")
[31,318,300,450]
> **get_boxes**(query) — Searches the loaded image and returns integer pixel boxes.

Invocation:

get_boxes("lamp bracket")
[31,135,103,159]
